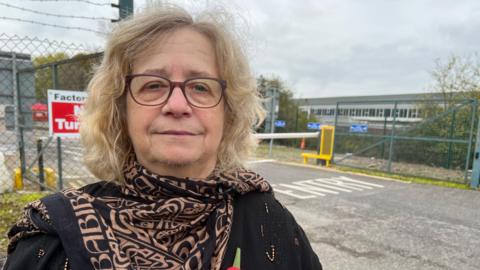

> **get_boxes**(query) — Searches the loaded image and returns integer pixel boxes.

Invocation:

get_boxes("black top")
[4,181,322,270]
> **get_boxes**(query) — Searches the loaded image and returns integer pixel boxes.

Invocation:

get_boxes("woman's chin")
[151,150,201,167]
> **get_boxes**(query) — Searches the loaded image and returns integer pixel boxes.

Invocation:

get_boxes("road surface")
[251,161,480,270]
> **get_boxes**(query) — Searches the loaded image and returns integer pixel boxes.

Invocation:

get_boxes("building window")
[385,109,391,117]
[408,109,418,118]
[410,109,417,118]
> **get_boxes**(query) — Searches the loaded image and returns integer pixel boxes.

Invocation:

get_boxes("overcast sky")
[1,0,479,98]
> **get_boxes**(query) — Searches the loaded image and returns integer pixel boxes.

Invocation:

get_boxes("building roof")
[0,51,31,60]
[294,92,445,106]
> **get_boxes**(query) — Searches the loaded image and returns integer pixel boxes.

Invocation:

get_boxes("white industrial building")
[294,92,446,129]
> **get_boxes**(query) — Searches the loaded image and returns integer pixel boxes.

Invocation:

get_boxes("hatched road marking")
[271,176,384,199]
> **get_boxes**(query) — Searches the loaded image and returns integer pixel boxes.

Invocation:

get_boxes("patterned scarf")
[8,157,271,270]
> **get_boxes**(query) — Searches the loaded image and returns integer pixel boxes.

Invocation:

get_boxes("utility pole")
[111,0,134,22]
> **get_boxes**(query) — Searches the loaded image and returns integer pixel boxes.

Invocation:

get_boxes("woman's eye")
[144,81,168,91]
[192,84,209,92]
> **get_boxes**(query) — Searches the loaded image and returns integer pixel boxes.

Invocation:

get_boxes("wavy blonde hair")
[80,5,265,182]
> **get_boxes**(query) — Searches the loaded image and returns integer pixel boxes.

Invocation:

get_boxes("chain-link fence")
[331,99,477,184]
[0,33,102,193]
[284,98,478,185]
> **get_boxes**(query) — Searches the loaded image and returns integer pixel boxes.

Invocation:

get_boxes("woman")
[4,5,322,270]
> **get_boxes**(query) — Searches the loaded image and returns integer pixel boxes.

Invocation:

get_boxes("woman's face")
[126,28,225,178]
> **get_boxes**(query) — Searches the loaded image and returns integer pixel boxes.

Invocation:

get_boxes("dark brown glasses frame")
[125,73,227,108]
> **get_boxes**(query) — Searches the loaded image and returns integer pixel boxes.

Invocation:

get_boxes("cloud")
[238,0,480,97]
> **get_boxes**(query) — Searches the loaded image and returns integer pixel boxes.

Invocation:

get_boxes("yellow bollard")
[13,167,57,190]
[13,168,23,190]
[32,167,57,189]
[44,168,56,188]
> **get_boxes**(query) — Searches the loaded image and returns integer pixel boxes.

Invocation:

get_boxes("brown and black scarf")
[8,157,271,269]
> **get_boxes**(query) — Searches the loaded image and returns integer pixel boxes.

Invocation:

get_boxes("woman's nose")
[161,86,192,116]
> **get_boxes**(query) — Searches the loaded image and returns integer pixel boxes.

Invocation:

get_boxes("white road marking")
[278,183,327,196]
[335,176,385,188]
[248,159,276,163]
[272,176,384,200]
[315,178,371,190]
[271,184,316,199]
[298,180,353,192]
[290,181,339,194]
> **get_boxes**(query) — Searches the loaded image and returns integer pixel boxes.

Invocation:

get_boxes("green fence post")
[268,88,277,158]
[52,63,58,88]
[18,126,26,180]
[446,110,456,169]
[56,136,63,190]
[387,102,398,173]
[111,0,133,21]
[465,99,477,185]
[316,130,322,165]
[470,103,480,188]
[382,112,387,160]
[52,63,63,190]
[330,102,339,164]
[14,55,27,182]
[37,139,45,191]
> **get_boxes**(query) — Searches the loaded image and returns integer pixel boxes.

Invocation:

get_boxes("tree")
[56,53,99,91]
[32,53,100,102]
[257,75,318,148]
[410,54,480,169]
[33,53,69,101]
[429,54,480,108]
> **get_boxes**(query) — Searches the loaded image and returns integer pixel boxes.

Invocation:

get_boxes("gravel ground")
[334,154,466,183]
[256,144,467,183]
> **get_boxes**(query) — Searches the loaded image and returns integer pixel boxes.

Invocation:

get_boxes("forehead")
[131,28,218,76]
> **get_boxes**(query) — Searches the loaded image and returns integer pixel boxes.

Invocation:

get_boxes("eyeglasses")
[126,74,227,108]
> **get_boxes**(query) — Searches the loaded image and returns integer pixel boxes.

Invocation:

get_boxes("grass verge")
[333,166,471,190]
[0,192,50,253]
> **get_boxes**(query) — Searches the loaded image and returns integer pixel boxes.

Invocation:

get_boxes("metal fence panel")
[331,99,477,184]
[0,33,101,193]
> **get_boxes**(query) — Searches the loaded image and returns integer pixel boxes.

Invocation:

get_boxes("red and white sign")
[47,89,87,137]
